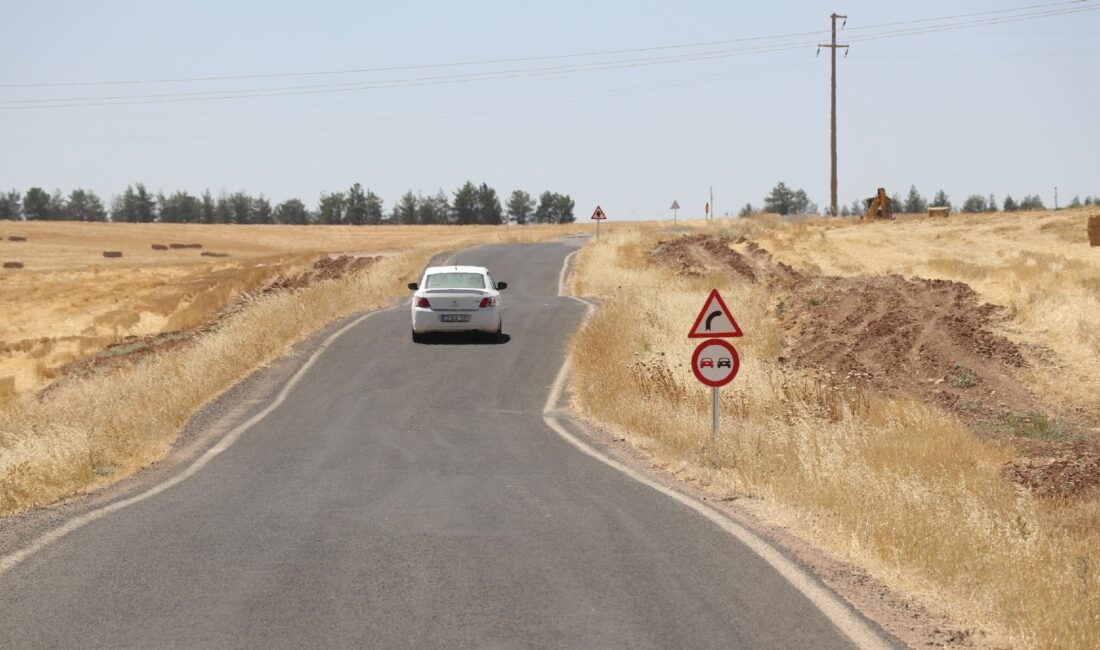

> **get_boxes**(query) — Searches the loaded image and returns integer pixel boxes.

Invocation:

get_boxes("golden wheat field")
[0,221,577,395]
[568,208,1099,648]
[0,221,580,515]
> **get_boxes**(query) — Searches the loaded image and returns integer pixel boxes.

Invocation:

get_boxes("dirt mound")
[651,234,803,286]
[49,255,380,390]
[1004,450,1100,499]
[651,234,1030,415]
[651,233,1098,500]
[262,255,379,293]
[782,274,1032,417]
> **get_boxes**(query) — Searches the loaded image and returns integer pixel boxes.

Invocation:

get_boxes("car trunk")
[423,289,486,311]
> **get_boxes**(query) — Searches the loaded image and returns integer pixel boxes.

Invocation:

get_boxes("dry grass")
[0,221,581,394]
[0,221,578,515]
[569,218,1100,648]
[750,208,1100,419]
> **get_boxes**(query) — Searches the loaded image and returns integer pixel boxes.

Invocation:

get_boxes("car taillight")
[416,297,431,308]
[479,297,496,308]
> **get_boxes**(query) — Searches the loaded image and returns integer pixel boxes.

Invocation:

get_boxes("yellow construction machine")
[863,187,894,220]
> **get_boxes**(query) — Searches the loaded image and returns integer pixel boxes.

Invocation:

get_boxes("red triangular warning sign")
[591,205,607,220]
[688,288,743,338]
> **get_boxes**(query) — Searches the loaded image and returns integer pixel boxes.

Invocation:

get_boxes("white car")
[409,265,506,342]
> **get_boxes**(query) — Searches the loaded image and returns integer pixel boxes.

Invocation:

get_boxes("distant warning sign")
[688,288,744,338]
[591,205,607,220]
[691,338,740,387]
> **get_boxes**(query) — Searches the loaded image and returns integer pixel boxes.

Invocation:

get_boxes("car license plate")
[440,314,470,323]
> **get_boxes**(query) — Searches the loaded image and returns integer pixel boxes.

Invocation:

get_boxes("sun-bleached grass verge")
[0,225,574,516]
[568,225,1100,649]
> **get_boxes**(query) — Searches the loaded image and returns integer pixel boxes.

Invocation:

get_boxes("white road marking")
[0,307,396,576]
[544,254,890,650]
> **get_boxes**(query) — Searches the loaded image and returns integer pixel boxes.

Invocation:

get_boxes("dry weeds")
[569,217,1099,648]
[0,222,578,515]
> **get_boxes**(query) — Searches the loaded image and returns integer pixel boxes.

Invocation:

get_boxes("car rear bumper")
[412,306,501,334]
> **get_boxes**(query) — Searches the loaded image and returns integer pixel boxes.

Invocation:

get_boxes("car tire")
[412,330,424,343]
[494,319,503,343]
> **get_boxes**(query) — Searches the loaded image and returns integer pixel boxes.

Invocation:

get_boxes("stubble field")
[569,208,1099,648]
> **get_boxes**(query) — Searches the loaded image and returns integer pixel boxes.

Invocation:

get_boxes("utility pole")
[819,13,848,216]
[1054,186,1059,210]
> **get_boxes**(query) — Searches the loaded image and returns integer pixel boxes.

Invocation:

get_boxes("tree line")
[0,182,576,225]
[737,181,1100,217]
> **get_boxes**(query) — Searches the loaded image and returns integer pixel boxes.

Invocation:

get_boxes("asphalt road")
[0,241,874,648]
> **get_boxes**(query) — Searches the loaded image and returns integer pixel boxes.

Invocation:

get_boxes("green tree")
[0,190,21,220]
[392,191,419,224]
[1018,195,1045,210]
[904,185,927,214]
[133,183,156,222]
[739,203,756,217]
[931,190,951,210]
[763,181,815,215]
[228,191,253,224]
[961,195,987,213]
[1002,195,1018,212]
[553,193,575,223]
[67,188,107,221]
[987,194,998,212]
[274,198,310,224]
[476,183,503,225]
[416,189,447,224]
[158,191,200,223]
[849,198,865,216]
[318,191,346,224]
[253,195,273,224]
[201,190,216,224]
[365,189,384,225]
[452,182,478,224]
[23,187,52,220]
[763,182,794,215]
[1068,195,1082,208]
[506,190,534,225]
[346,183,368,225]
[213,191,233,224]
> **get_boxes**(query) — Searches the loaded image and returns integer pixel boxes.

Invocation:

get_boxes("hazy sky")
[2,0,1098,219]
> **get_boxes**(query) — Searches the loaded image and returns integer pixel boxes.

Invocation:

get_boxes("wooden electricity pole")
[819,13,848,216]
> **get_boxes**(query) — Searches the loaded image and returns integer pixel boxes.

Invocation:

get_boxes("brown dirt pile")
[49,255,379,390]
[651,234,1097,499]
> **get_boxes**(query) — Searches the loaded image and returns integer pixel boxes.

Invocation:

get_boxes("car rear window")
[424,272,487,289]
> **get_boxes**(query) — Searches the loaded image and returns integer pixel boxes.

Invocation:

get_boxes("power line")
[6,3,1096,112]
[0,60,817,144]
[0,0,1090,91]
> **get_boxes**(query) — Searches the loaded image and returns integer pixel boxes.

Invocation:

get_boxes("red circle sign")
[691,339,740,387]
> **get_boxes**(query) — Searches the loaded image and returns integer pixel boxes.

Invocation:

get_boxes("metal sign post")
[688,289,744,444]
[711,386,720,441]
[591,205,606,240]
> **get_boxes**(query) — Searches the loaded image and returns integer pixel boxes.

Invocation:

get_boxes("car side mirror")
[408,282,418,290]
[496,281,507,290]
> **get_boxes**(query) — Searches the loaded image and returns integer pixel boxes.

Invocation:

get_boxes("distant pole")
[819,13,848,217]
[1055,186,1059,210]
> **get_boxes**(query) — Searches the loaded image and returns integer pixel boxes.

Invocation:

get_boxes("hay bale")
[200,251,230,258]
[102,251,123,258]
[151,244,168,251]
[929,207,950,218]
[8,236,26,242]
[2,261,24,269]
[1089,215,1100,247]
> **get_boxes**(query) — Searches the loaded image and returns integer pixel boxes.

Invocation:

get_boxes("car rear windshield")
[424,272,487,290]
